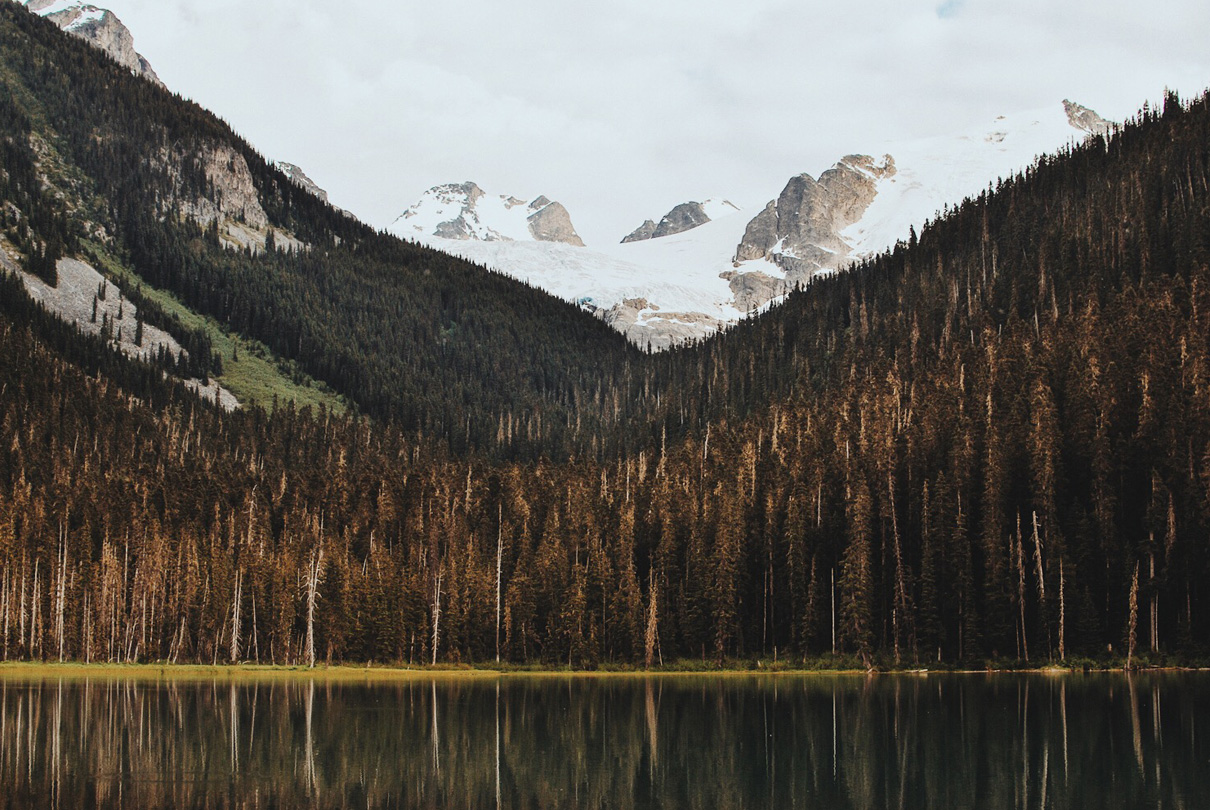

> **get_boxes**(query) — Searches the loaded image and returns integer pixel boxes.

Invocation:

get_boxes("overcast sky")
[83,0,1210,245]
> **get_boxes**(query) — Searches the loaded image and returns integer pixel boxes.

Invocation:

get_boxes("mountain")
[622,198,740,243]
[392,182,584,246]
[734,154,897,276]
[22,1,344,227]
[733,101,1118,298]
[0,4,644,457]
[396,102,1112,349]
[22,0,161,85]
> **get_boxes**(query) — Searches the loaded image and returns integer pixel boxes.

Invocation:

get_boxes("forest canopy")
[1,5,1209,667]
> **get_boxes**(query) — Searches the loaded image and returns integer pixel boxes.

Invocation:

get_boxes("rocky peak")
[278,162,329,204]
[24,0,162,86]
[393,183,584,246]
[735,154,895,281]
[1063,100,1113,137]
[622,199,739,243]
[622,220,658,243]
[527,200,584,246]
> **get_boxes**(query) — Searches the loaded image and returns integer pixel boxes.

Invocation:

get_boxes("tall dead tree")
[304,545,324,669]
[431,565,443,666]
[230,568,243,664]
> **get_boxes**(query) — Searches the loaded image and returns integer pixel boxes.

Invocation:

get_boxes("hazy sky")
[79,0,1210,245]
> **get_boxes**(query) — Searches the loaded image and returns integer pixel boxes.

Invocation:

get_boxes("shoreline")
[0,661,1204,682]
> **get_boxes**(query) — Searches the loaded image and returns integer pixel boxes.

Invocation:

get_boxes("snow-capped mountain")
[25,1,342,215]
[22,0,161,86]
[391,182,584,246]
[622,198,741,243]
[398,100,1114,350]
[739,99,1116,296]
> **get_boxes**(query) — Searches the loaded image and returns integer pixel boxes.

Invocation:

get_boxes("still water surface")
[0,671,1207,809]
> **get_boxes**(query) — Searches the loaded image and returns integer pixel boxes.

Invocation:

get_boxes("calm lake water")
[0,671,1206,809]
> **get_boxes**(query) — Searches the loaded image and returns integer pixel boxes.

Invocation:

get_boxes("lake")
[0,670,1206,808]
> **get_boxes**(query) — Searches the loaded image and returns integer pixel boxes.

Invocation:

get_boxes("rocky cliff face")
[622,219,657,243]
[734,154,895,283]
[527,198,584,246]
[392,182,585,246]
[25,1,162,86]
[170,142,269,232]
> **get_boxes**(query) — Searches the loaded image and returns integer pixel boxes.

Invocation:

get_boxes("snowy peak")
[392,182,585,246]
[735,154,895,278]
[24,0,162,86]
[737,100,1115,285]
[391,100,1116,352]
[622,198,740,243]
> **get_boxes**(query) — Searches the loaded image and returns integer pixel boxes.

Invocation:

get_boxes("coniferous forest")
[1,5,1209,668]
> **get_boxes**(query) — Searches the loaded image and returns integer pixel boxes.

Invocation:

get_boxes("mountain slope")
[0,4,643,457]
[23,0,161,84]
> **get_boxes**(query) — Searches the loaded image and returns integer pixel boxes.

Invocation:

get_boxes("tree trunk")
[1127,563,1139,669]
[431,567,443,666]
[305,546,324,669]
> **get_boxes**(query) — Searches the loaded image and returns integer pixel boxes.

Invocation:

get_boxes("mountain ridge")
[22,0,161,84]
[392,181,585,246]
[398,101,1113,349]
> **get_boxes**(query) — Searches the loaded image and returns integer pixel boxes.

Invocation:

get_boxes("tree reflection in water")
[0,673,1206,809]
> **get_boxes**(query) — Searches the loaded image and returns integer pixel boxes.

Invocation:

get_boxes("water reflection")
[0,672,1206,809]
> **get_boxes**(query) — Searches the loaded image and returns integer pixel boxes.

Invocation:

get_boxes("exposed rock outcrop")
[6,246,239,410]
[622,199,739,243]
[279,162,329,203]
[735,154,895,282]
[623,202,711,242]
[599,297,725,351]
[622,220,658,243]
[393,182,585,246]
[1063,100,1113,137]
[25,1,162,86]
[721,269,788,314]
[527,199,584,246]
[170,142,269,232]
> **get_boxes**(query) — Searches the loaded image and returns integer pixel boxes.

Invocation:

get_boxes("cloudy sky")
[80,0,1210,245]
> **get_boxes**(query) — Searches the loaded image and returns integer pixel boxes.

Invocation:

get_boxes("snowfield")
[394,101,1109,348]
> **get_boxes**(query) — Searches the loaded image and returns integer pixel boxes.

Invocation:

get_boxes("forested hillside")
[0,4,644,459]
[1,2,1209,667]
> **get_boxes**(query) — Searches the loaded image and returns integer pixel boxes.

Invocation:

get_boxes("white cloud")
[88,0,1210,244]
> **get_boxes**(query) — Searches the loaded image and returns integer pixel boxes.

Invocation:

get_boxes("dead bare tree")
[304,545,325,669]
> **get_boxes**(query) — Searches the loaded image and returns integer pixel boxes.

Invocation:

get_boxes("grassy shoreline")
[0,660,1204,682]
